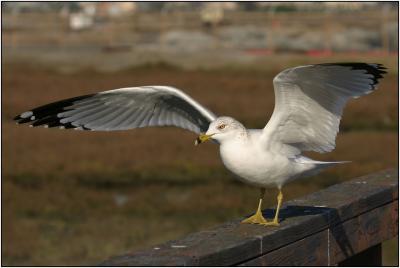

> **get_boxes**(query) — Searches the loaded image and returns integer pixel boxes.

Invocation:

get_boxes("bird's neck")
[220,128,249,146]
[237,128,249,141]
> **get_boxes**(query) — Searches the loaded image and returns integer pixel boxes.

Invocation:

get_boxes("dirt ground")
[2,55,398,265]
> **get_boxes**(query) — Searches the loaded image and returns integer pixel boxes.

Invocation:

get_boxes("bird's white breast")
[218,132,306,188]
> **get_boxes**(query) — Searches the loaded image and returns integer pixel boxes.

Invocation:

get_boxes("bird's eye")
[218,124,226,130]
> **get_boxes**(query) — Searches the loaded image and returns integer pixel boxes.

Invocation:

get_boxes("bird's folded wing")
[14,86,217,134]
[261,63,386,155]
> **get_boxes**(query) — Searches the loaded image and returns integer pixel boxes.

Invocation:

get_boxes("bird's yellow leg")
[263,189,283,226]
[241,188,268,224]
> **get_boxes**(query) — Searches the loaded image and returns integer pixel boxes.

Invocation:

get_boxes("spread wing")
[14,86,217,134]
[262,63,386,156]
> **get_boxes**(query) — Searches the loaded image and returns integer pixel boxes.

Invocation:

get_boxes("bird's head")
[195,116,246,145]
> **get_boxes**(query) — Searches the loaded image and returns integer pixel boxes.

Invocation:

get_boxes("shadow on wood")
[275,205,356,260]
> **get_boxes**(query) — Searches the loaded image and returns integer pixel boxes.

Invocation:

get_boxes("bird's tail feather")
[293,156,351,166]
[313,160,351,165]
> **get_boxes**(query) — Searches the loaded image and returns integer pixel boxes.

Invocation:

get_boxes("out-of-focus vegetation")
[3,53,397,265]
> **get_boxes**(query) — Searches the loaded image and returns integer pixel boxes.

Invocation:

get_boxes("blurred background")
[2,2,398,266]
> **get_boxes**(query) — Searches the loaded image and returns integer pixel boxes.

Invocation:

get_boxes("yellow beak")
[195,133,214,146]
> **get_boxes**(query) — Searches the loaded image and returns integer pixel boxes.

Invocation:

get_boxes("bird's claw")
[241,212,280,226]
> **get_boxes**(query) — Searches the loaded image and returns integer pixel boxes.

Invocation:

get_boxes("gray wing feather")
[15,86,217,134]
[262,63,386,155]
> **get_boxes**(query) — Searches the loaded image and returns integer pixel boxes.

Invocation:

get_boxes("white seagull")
[15,63,386,226]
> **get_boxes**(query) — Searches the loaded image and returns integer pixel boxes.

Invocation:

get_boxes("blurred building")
[2,2,392,14]
[95,2,137,17]
[255,2,382,11]
[2,1,397,59]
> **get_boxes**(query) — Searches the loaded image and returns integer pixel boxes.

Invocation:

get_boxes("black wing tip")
[14,113,92,131]
[318,62,387,87]
[14,93,96,131]
[319,62,387,72]
[14,111,33,124]
[14,112,92,130]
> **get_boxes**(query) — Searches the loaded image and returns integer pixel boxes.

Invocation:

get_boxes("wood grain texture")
[239,200,398,266]
[329,200,398,264]
[100,169,398,266]
[239,230,329,266]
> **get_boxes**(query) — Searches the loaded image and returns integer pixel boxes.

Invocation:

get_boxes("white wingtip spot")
[60,118,69,124]
[21,111,33,118]
[30,116,36,120]
[44,125,49,128]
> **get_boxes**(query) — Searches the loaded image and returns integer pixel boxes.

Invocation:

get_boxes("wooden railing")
[100,169,398,266]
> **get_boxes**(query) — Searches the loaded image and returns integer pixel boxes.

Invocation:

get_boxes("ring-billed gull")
[14,63,386,226]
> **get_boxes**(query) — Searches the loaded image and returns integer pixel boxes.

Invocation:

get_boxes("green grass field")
[3,55,398,265]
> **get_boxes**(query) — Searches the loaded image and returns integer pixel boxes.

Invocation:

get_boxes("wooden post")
[338,244,382,266]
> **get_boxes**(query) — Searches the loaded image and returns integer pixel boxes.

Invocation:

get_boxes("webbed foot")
[241,210,268,225]
[261,219,280,226]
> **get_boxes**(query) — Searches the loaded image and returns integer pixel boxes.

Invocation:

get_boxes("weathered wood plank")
[239,230,330,266]
[239,200,398,266]
[100,169,398,266]
[329,200,398,264]
[253,169,398,257]
[100,223,262,266]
